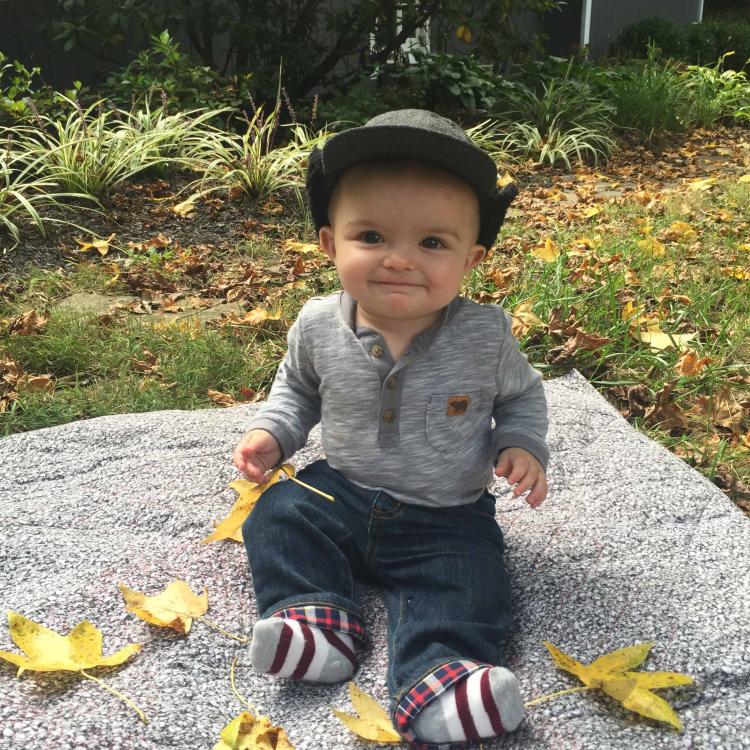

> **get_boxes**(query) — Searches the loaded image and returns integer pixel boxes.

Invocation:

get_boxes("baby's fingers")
[525,475,548,508]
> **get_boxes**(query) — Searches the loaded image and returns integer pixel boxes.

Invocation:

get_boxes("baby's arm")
[233,429,283,484]
[233,312,321,481]
[495,447,547,508]
[491,308,549,506]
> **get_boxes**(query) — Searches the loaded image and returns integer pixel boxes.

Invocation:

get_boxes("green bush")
[613,16,687,60]
[102,30,253,111]
[0,52,40,123]
[614,16,750,70]
[605,44,689,136]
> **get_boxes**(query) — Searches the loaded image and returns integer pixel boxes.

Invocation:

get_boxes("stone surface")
[0,370,748,750]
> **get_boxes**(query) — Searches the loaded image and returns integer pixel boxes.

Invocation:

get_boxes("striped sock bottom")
[411,667,525,743]
[249,617,356,683]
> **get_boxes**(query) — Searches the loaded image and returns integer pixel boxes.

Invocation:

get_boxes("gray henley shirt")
[247,290,549,507]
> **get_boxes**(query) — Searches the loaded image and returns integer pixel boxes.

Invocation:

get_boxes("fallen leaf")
[637,236,666,257]
[662,221,697,243]
[332,682,401,743]
[240,308,283,326]
[676,348,713,377]
[202,465,293,544]
[119,579,208,634]
[532,238,560,263]
[511,299,544,337]
[213,711,295,750]
[690,385,746,434]
[644,382,690,433]
[544,641,694,731]
[687,177,716,191]
[0,611,140,675]
[74,233,116,256]
[633,318,696,350]
[208,389,238,406]
[6,310,47,335]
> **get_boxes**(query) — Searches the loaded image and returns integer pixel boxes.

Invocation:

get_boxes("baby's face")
[319,162,486,331]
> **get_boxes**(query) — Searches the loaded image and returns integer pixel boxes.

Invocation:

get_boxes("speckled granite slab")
[0,370,747,750]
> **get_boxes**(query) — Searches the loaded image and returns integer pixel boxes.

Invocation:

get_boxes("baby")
[233,109,549,749]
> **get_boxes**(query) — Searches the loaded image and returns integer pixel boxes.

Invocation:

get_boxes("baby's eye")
[360,231,382,244]
[421,237,445,250]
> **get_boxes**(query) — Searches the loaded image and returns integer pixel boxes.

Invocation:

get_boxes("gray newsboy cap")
[306,109,517,249]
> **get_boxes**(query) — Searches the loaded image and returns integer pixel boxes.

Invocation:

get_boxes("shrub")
[614,16,750,70]
[492,59,616,167]
[604,44,689,137]
[613,16,687,60]
[679,54,750,127]
[102,30,253,112]
[0,52,41,124]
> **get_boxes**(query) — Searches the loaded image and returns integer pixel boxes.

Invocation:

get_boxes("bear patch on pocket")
[447,395,471,416]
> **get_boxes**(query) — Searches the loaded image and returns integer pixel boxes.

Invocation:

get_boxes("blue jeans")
[242,459,512,744]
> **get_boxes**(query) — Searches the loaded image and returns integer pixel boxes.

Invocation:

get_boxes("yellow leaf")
[241,307,283,326]
[203,465,294,544]
[497,172,515,189]
[332,682,401,743]
[687,177,716,191]
[637,236,666,257]
[636,324,696,351]
[119,579,208,634]
[588,642,654,674]
[283,240,320,255]
[0,611,140,676]
[74,233,116,256]
[173,193,201,217]
[620,300,643,322]
[532,238,560,262]
[511,299,544,338]
[663,221,697,243]
[214,711,295,750]
[456,25,472,43]
[543,641,694,731]
[738,174,750,183]
[583,206,601,218]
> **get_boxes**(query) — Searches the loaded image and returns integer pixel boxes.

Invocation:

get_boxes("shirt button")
[386,376,398,390]
[382,409,396,423]
[371,344,384,358]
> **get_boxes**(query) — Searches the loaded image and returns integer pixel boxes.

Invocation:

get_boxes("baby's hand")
[232,429,283,484]
[494,447,548,508]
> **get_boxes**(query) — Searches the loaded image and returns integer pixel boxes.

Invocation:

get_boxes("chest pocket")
[426,390,492,453]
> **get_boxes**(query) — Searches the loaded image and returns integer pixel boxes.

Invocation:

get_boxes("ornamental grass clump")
[492,62,616,168]
[14,95,187,198]
[0,134,95,251]
[181,101,328,204]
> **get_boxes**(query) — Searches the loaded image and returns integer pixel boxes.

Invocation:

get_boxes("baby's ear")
[319,225,336,261]
[465,244,486,271]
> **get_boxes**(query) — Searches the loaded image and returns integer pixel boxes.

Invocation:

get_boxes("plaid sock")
[249,617,356,683]
[411,667,525,743]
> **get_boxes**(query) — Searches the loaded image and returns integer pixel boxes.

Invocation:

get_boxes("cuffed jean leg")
[242,460,370,640]
[370,491,513,743]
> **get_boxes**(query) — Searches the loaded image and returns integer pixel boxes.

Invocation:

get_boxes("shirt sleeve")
[492,308,550,469]
[245,313,321,461]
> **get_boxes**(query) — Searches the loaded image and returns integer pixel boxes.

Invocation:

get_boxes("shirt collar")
[338,290,463,353]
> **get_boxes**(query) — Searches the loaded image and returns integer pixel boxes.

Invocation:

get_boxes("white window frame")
[370,7,430,64]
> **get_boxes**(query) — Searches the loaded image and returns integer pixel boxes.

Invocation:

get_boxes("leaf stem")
[79,669,149,724]
[525,686,594,707]
[281,466,334,502]
[197,615,249,642]
[230,654,257,713]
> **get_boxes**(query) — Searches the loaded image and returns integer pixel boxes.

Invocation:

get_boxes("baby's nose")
[383,248,416,270]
